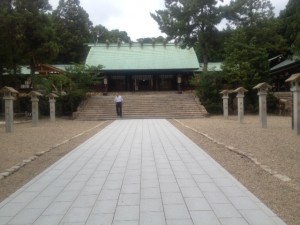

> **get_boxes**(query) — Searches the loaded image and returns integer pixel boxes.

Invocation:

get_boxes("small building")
[270,55,300,91]
[85,42,200,92]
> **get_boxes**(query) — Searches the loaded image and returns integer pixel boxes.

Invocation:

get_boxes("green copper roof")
[270,55,300,71]
[85,43,200,71]
[270,59,297,71]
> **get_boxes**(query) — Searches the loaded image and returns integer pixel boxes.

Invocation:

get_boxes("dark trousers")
[116,102,122,117]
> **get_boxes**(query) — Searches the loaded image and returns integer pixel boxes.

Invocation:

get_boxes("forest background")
[0,0,299,115]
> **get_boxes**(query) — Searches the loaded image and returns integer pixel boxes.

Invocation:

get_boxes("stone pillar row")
[220,87,248,124]
[220,73,300,135]
[0,87,58,133]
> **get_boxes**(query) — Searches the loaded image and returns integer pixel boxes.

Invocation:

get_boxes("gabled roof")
[3,65,69,76]
[35,64,66,75]
[85,43,200,71]
[270,55,300,72]
[270,58,297,71]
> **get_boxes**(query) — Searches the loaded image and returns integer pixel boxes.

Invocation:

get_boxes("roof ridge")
[87,43,181,48]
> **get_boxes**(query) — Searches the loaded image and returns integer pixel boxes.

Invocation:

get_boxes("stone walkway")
[0,119,286,225]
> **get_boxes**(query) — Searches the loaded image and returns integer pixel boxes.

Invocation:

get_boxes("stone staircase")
[74,92,208,120]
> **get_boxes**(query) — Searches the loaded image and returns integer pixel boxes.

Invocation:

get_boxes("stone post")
[220,90,230,119]
[233,87,248,123]
[285,73,300,135]
[253,82,272,128]
[28,91,43,127]
[48,93,58,122]
[0,87,18,133]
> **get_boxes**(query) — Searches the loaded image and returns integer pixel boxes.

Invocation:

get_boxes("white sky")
[48,0,289,42]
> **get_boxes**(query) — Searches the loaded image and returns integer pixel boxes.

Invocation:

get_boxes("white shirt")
[114,95,123,103]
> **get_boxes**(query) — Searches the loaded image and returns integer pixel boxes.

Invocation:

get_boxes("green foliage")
[136,36,166,44]
[59,64,103,115]
[15,0,59,68]
[0,2,25,77]
[52,0,92,63]
[0,0,59,86]
[57,88,86,115]
[91,25,131,44]
[220,0,288,113]
[151,0,224,70]
[279,0,300,55]
[32,64,103,115]
[64,64,103,91]
[267,93,279,114]
[192,71,223,114]
[223,29,270,89]
[225,0,274,28]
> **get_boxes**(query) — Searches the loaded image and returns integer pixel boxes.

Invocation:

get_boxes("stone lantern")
[48,93,58,122]
[28,91,43,127]
[0,86,18,133]
[232,87,248,123]
[253,82,272,128]
[220,89,231,119]
[285,73,300,135]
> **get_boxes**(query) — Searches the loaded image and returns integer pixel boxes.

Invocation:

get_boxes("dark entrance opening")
[138,80,150,91]
[104,71,194,92]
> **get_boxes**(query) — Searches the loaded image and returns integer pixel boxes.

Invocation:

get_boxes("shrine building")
[85,42,200,92]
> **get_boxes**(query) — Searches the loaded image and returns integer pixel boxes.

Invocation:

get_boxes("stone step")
[75,92,207,120]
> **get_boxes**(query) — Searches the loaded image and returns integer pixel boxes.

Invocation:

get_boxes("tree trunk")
[202,53,208,72]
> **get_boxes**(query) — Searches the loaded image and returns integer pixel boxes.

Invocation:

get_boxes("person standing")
[114,93,124,117]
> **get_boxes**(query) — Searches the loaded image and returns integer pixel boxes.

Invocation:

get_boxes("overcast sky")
[48,0,289,41]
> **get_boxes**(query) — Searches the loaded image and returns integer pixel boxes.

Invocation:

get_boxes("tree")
[224,0,288,57]
[0,0,19,79]
[90,25,110,44]
[0,0,59,89]
[223,0,285,87]
[58,64,103,114]
[32,64,103,115]
[109,29,131,43]
[193,71,224,114]
[52,0,92,63]
[91,25,131,44]
[136,36,166,44]
[14,0,58,67]
[151,0,224,71]
[223,29,269,88]
[225,0,274,28]
[279,0,300,55]
[222,0,284,112]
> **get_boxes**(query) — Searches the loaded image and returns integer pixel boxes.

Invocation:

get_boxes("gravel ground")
[0,116,299,225]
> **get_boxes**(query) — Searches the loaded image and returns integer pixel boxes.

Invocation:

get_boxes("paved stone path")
[0,119,286,225]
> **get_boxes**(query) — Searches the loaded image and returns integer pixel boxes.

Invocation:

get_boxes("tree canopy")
[0,0,59,76]
[225,0,274,28]
[151,0,224,71]
[279,0,300,55]
[52,0,92,63]
[222,0,287,89]
[0,0,297,95]
[91,25,131,44]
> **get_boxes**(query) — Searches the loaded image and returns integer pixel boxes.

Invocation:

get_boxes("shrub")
[193,71,224,114]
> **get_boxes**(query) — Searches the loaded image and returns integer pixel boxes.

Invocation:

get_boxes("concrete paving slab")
[0,119,287,225]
